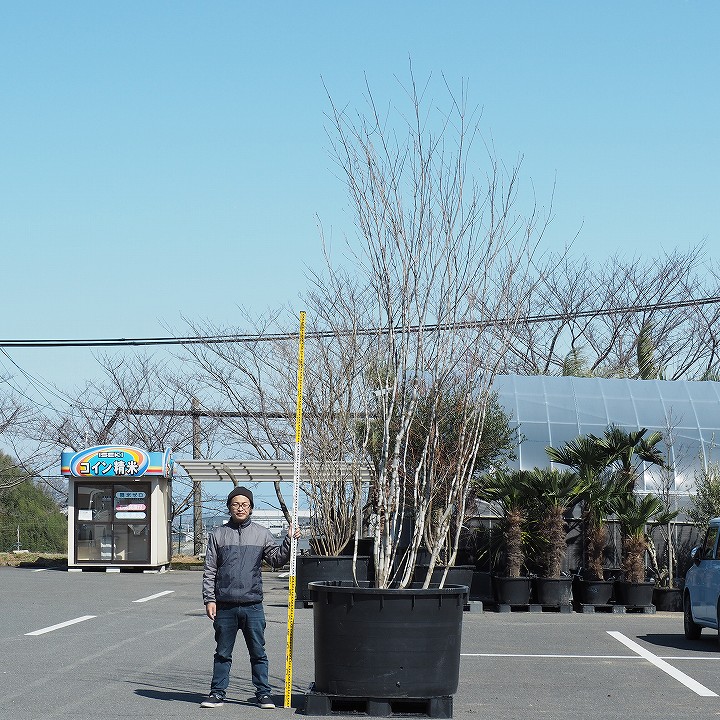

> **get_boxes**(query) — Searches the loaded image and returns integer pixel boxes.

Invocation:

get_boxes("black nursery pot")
[575,578,614,606]
[310,580,467,698]
[652,586,682,612]
[614,580,655,607]
[533,577,573,606]
[296,555,371,605]
[492,576,532,605]
[413,564,475,590]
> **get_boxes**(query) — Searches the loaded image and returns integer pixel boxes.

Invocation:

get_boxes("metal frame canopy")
[175,459,374,484]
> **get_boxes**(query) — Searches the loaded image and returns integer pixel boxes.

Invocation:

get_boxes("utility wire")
[1,295,720,348]
[0,349,75,410]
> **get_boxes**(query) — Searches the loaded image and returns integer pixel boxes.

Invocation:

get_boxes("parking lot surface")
[2,566,719,720]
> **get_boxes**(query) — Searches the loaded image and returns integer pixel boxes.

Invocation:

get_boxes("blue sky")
[1,1,718,396]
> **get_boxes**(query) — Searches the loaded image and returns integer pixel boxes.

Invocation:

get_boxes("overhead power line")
[2,295,720,348]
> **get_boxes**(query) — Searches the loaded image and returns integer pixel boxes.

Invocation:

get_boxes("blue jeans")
[210,602,270,699]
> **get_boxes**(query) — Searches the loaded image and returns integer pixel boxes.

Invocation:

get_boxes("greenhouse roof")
[492,374,720,494]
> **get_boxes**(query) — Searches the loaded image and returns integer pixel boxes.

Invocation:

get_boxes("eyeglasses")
[230,501,251,510]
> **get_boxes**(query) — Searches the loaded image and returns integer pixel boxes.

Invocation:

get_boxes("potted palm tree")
[613,490,678,607]
[478,470,532,606]
[598,425,666,493]
[599,425,669,607]
[546,435,622,606]
[525,467,587,607]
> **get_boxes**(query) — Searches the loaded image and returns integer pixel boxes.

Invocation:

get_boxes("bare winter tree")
[505,246,720,379]
[17,353,210,519]
[0,371,63,492]
[314,71,551,588]
[181,304,369,555]
[177,71,556,583]
[179,311,298,522]
[0,407,38,492]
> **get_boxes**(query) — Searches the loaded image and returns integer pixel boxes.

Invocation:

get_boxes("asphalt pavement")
[1,566,719,720]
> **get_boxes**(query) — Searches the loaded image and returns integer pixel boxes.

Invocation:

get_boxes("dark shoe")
[257,694,275,709]
[200,692,225,708]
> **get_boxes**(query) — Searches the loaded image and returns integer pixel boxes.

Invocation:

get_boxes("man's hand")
[205,602,217,620]
[288,523,301,539]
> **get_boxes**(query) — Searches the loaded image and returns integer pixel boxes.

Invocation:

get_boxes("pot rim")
[308,580,469,595]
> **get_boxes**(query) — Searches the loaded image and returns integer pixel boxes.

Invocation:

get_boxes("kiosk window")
[74,482,150,563]
[76,485,113,522]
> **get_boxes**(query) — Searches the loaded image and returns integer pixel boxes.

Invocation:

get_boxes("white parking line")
[462,652,720,661]
[463,653,645,658]
[132,590,175,603]
[25,615,96,636]
[607,631,718,697]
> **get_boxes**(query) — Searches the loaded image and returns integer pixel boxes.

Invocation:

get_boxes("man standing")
[201,486,298,709]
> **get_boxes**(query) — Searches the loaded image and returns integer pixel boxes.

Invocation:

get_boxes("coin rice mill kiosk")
[62,445,174,572]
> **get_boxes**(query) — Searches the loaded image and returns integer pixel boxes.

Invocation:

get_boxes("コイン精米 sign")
[61,446,174,479]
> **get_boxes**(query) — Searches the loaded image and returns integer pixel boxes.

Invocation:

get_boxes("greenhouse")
[492,374,720,495]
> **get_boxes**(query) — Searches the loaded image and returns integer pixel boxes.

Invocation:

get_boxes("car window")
[703,526,719,560]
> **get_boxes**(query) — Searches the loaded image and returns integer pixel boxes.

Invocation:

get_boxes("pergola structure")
[175,459,375,485]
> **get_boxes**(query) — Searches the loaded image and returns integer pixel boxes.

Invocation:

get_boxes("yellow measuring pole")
[284,311,305,708]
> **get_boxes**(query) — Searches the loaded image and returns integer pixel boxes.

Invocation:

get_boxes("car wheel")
[684,594,701,640]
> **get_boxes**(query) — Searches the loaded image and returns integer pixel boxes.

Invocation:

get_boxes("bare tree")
[179,311,299,522]
[176,71,553,585]
[181,305,368,553]
[16,353,208,519]
[316,71,550,588]
[0,387,36,490]
[505,246,720,379]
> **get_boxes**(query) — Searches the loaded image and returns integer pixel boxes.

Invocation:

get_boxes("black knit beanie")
[226,486,254,509]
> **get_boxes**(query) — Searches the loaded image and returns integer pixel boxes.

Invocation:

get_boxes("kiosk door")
[75,482,150,564]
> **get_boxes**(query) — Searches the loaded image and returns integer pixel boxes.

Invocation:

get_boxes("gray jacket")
[202,517,292,605]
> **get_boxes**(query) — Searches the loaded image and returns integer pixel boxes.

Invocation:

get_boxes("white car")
[684,517,720,640]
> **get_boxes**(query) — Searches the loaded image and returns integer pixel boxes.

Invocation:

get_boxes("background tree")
[17,354,210,525]
[504,246,720,379]
[181,306,369,550]
[0,375,37,492]
[687,461,720,528]
[0,450,66,552]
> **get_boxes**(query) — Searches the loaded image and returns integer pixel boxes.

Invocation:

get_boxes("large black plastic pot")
[574,578,614,606]
[296,555,371,606]
[470,571,494,603]
[614,580,655,607]
[533,577,573,606]
[652,587,682,612]
[492,576,532,605]
[413,564,475,590]
[309,580,467,698]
